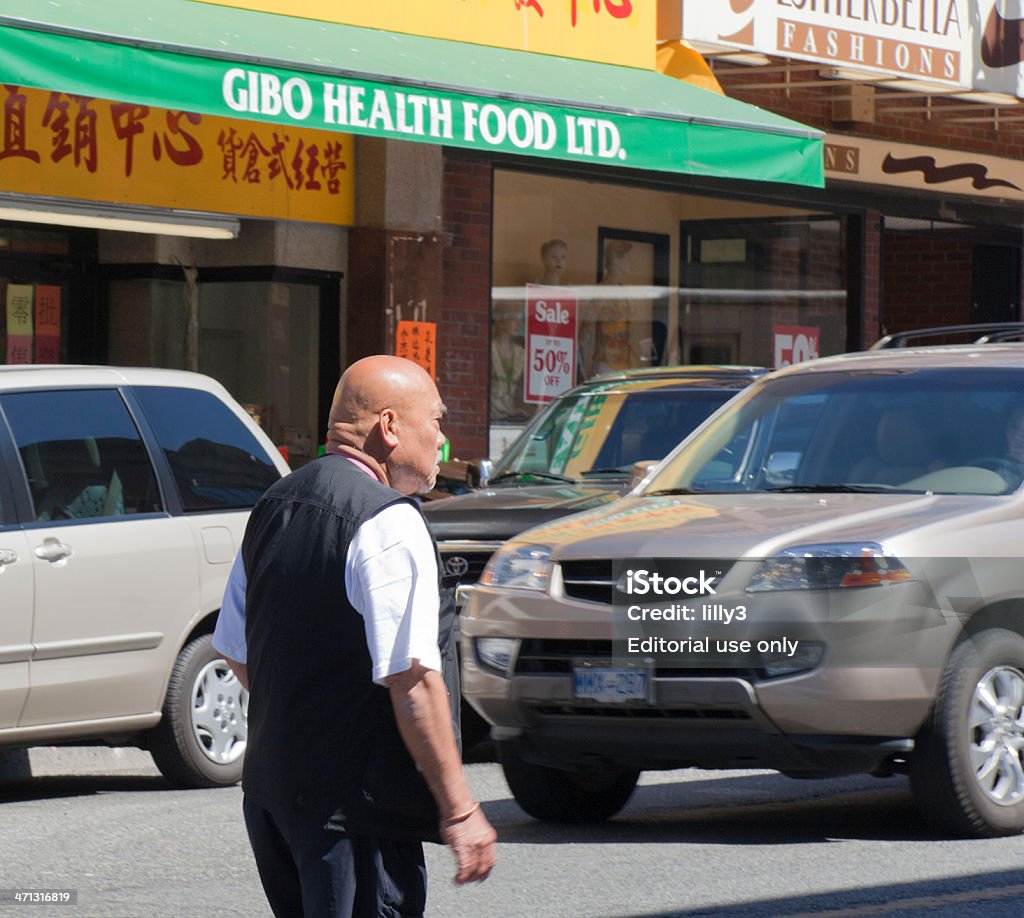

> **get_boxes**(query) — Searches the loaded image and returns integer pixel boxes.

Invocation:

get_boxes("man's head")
[325,355,447,494]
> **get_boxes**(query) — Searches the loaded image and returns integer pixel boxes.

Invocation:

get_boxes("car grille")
[437,546,497,586]
[515,638,612,674]
[559,559,734,605]
[559,560,614,604]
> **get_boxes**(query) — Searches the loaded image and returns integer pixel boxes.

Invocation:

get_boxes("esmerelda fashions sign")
[0,4,824,188]
[680,0,1024,98]
[683,0,966,86]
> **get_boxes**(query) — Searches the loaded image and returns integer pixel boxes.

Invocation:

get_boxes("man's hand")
[440,805,497,884]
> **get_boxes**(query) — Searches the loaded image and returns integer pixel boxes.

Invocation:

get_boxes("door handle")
[34,539,72,562]
[0,549,17,566]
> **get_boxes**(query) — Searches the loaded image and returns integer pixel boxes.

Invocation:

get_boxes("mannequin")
[490,304,527,420]
[582,239,639,378]
[538,239,568,286]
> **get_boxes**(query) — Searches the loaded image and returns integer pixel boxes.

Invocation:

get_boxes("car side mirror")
[629,460,658,491]
[467,459,494,489]
[764,451,800,486]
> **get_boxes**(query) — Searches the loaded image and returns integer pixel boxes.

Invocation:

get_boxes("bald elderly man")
[213,356,496,917]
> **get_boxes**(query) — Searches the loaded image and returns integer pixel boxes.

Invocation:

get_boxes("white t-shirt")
[212,501,441,685]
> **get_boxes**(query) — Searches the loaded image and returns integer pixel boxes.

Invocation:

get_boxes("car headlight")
[479,544,553,591]
[746,542,916,592]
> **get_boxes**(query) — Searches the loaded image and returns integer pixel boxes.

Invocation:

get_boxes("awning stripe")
[0,12,824,187]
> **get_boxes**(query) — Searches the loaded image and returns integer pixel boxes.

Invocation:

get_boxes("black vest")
[241,454,459,841]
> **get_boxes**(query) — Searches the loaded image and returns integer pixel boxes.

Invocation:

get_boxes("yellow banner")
[0,85,354,226]
[6,285,33,337]
[195,0,654,69]
[6,284,34,365]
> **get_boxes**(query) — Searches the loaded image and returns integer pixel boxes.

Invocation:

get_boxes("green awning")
[0,1,823,187]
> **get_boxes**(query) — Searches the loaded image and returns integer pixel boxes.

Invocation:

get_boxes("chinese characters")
[513,0,634,27]
[0,84,347,194]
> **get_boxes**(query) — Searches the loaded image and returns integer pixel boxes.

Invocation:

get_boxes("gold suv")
[463,343,1024,837]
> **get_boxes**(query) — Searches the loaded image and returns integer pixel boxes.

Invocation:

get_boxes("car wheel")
[910,628,1024,837]
[498,743,638,823]
[148,633,247,788]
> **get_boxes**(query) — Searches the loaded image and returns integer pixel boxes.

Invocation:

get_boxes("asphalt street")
[1,747,1022,917]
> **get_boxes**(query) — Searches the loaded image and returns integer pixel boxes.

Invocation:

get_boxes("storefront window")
[0,224,79,366]
[107,276,320,466]
[490,170,848,456]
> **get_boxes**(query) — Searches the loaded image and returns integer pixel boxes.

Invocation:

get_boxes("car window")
[0,459,10,527]
[492,393,586,477]
[587,390,736,473]
[134,386,280,512]
[493,386,739,480]
[1,389,162,522]
[650,368,1024,496]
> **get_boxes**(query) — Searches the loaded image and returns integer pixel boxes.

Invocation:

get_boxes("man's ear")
[378,407,399,448]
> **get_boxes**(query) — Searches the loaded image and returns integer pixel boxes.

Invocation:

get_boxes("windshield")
[644,368,1024,497]
[491,387,738,481]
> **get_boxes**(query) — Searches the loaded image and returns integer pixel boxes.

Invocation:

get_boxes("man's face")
[389,384,447,494]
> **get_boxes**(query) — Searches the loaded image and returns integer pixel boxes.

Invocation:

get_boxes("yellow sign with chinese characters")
[0,85,354,225]
[194,0,654,69]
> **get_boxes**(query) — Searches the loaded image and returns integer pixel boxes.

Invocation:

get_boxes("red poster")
[525,284,577,404]
[395,320,437,380]
[34,285,61,363]
[773,324,820,368]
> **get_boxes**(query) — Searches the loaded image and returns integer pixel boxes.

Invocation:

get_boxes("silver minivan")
[0,366,288,786]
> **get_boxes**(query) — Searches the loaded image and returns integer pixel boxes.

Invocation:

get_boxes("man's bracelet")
[440,802,480,827]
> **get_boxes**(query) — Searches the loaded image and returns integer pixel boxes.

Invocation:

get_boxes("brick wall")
[440,154,492,460]
[720,67,1024,161]
[882,233,972,333]
[862,211,882,345]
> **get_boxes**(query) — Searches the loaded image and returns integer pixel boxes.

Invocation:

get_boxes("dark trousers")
[242,796,427,918]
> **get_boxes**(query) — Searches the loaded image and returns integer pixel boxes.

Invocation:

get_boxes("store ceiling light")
[0,194,240,239]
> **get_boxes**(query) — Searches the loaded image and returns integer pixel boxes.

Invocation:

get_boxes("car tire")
[148,633,248,788]
[498,743,638,823]
[910,628,1024,837]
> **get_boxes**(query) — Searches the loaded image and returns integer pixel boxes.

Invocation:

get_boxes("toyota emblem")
[444,556,470,577]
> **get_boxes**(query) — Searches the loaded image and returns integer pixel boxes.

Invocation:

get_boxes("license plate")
[573,661,648,703]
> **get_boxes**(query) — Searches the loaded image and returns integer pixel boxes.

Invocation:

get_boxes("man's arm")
[213,552,249,690]
[223,657,249,691]
[348,503,496,884]
[387,663,496,884]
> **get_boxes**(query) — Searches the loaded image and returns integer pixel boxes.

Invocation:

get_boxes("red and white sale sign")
[773,324,820,368]
[525,284,577,404]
